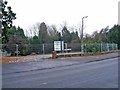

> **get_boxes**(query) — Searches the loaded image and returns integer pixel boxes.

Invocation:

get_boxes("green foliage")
[87,26,109,43]
[7,26,28,44]
[1,0,16,43]
[47,25,61,42]
[106,25,120,49]
[62,26,71,43]
[70,31,80,43]
[20,47,31,56]
[107,25,120,43]
[38,22,49,43]
[30,35,40,44]
[85,43,100,52]
[4,26,29,56]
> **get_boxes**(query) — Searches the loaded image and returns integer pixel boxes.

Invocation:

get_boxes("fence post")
[65,43,67,53]
[101,43,102,52]
[84,43,86,53]
[42,44,45,54]
[16,44,18,60]
[107,43,109,52]
[112,43,114,50]
[115,44,118,50]
[81,44,84,53]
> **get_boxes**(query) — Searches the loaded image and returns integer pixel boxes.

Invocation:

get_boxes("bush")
[85,43,100,53]
[20,48,31,56]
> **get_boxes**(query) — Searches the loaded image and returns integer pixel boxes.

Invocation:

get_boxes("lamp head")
[84,16,88,18]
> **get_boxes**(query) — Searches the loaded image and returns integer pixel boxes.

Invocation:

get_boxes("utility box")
[52,51,57,59]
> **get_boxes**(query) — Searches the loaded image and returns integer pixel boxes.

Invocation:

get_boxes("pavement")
[2,52,119,74]
[2,58,118,88]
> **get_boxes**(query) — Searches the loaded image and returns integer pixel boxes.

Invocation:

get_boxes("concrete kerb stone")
[86,56,119,63]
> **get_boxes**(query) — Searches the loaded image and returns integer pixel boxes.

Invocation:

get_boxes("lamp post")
[81,16,88,53]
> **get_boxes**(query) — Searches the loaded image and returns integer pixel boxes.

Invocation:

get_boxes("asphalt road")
[2,58,118,88]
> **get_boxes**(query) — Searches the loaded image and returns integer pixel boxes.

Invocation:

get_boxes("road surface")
[2,58,118,88]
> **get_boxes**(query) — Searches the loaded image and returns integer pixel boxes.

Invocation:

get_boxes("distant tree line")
[28,22,80,44]
[2,22,120,55]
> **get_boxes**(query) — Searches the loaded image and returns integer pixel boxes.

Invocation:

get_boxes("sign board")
[54,41,64,51]
[54,41,61,51]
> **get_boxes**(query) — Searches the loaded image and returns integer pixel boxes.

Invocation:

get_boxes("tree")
[7,26,28,43]
[89,26,109,43]
[5,26,30,56]
[84,33,92,43]
[30,35,40,44]
[99,26,109,43]
[1,0,16,43]
[106,25,120,49]
[38,22,49,43]
[62,26,71,43]
[47,25,61,42]
[70,31,80,43]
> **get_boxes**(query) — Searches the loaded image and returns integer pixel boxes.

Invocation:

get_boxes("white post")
[84,43,86,53]
[112,43,114,50]
[42,44,45,54]
[107,43,109,52]
[16,44,18,59]
[65,43,67,53]
[61,41,64,53]
[101,43,102,52]
[116,44,118,50]
[81,44,84,53]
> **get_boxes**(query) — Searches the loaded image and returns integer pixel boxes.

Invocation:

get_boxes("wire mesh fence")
[0,42,118,57]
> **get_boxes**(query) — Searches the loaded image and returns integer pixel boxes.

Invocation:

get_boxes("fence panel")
[67,43,81,52]
[44,43,54,54]
[0,43,118,57]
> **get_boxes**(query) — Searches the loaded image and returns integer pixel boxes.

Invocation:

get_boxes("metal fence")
[65,43,118,53]
[0,43,118,57]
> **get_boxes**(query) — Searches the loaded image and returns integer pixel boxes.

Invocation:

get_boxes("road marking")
[96,57,99,58]
[39,82,47,86]
[43,83,47,85]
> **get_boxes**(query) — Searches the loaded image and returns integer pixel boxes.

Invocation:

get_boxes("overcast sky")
[7,0,119,35]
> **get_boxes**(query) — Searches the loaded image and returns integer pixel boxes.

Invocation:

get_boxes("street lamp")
[81,16,88,53]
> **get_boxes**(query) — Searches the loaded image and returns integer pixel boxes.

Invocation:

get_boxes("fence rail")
[0,43,118,57]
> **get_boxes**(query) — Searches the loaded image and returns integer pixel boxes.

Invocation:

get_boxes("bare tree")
[32,24,39,36]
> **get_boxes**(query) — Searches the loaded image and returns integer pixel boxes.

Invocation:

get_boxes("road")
[2,58,118,88]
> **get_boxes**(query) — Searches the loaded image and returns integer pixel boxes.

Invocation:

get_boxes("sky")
[7,0,119,35]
